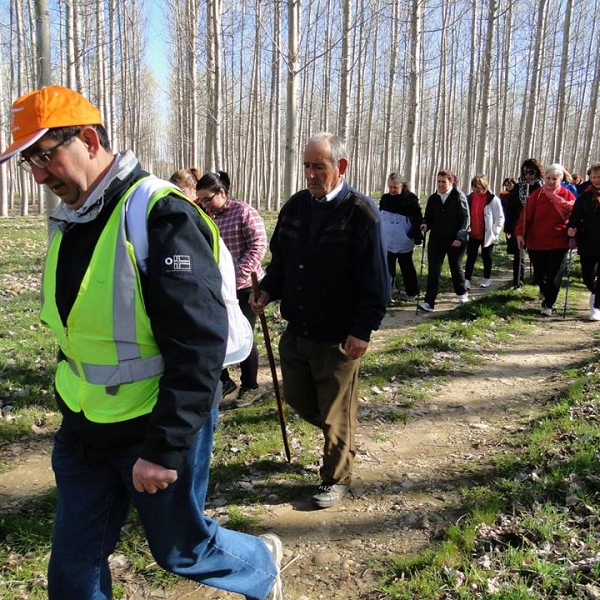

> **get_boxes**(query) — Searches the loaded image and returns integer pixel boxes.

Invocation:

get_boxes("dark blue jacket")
[261,182,390,343]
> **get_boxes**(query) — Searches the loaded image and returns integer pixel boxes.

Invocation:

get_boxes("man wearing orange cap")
[0,86,283,600]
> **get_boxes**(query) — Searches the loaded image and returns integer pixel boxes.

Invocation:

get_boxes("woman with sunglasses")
[503,158,545,289]
[196,171,267,408]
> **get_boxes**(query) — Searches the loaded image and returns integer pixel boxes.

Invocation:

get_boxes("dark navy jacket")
[261,181,390,343]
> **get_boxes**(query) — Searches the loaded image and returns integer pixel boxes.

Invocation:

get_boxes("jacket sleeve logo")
[163,255,192,272]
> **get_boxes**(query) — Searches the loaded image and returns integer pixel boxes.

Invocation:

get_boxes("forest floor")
[0,277,598,600]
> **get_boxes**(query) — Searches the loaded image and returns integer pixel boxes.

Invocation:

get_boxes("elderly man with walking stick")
[250,132,390,509]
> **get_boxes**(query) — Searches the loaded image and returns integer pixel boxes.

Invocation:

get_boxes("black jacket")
[567,190,600,256]
[423,187,470,247]
[503,180,543,235]
[261,182,390,343]
[379,190,423,244]
[50,156,226,471]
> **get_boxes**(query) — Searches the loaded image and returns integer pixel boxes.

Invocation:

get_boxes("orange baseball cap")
[0,85,102,164]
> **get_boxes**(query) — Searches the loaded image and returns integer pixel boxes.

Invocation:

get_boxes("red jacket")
[515,186,575,250]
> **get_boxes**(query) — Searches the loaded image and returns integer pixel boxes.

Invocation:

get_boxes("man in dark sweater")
[250,132,390,508]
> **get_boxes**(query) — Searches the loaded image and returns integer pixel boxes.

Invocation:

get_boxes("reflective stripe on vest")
[40,180,166,420]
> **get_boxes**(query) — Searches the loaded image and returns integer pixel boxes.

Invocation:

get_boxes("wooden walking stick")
[251,272,291,463]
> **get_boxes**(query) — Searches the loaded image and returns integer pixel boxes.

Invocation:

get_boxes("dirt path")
[1,283,597,600]
[157,286,599,600]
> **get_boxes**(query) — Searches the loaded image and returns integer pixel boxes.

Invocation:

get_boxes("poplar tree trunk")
[0,25,7,217]
[35,0,57,214]
[338,0,351,139]
[523,0,547,157]
[404,0,421,194]
[475,0,496,174]
[284,0,300,200]
[553,0,573,162]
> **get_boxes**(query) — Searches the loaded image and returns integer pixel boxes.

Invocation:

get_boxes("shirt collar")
[316,179,344,203]
[49,150,138,225]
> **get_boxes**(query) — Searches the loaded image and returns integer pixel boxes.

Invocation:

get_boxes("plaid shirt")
[210,197,267,290]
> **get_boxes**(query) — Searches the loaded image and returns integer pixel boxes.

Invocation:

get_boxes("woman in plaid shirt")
[196,171,268,407]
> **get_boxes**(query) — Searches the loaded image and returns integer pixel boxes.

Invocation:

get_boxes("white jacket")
[470,192,505,247]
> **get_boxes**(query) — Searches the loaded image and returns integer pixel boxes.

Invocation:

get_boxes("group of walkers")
[0,84,394,600]
[381,159,600,321]
[4,81,600,600]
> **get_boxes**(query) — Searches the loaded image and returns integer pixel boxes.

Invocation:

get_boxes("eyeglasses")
[18,132,79,172]
[524,169,536,176]
[197,193,216,203]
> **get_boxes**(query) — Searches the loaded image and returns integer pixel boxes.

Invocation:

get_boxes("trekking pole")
[415,230,427,316]
[251,272,291,463]
[562,238,575,319]
[516,183,530,288]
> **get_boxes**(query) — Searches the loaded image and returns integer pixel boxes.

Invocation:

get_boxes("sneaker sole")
[312,486,350,509]
[235,389,267,408]
[260,533,284,600]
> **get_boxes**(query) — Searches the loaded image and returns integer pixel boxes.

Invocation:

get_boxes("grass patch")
[375,370,600,599]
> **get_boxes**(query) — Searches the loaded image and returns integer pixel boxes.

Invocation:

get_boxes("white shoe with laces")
[540,305,552,317]
[261,533,284,600]
[480,279,491,288]
[418,302,434,312]
[458,293,469,303]
[464,279,471,290]
[590,308,600,322]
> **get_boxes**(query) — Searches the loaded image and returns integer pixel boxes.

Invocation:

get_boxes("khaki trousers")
[279,330,360,485]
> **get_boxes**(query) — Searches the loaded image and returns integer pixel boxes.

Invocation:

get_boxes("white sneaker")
[464,279,471,290]
[261,533,284,600]
[418,302,434,312]
[458,293,469,303]
[540,305,552,317]
[590,308,600,321]
[480,279,491,288]
[590,293,596,309]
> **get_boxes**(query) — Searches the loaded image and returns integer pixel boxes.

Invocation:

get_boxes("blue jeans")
[47,389,276,600]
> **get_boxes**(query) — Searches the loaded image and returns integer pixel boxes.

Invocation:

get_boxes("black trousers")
[579,254,600,308]
[528,249,568,309]
[464,238,494,281]
[506,235,526,287]
[387,250,419,297]
[424,242,467,308]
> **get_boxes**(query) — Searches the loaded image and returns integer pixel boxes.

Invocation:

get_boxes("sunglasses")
[197,193,217,203]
